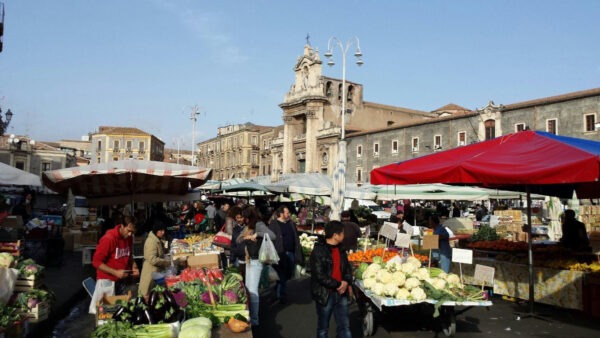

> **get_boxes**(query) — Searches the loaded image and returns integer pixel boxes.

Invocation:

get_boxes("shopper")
[340,210,361,252]
[228,206,246,277]
[236,206,275,326]
[560,209,591,252]
[429,214,452,273]
[269,206,303,304]
[89,216,139,313]
[309,220,353,338]
[138,222,171,301]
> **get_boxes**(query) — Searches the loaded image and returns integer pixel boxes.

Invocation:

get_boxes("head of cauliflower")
[410,286,427,302]
[404,277,421,291]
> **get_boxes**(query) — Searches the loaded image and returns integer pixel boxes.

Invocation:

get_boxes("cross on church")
[306,33,311,45]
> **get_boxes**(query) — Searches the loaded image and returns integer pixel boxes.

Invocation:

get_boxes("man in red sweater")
[92,216,139,289]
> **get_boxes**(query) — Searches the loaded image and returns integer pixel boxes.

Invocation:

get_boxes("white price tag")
[379,222,398,241]
[474,264,495,286]
[452,248,473,264]
[395,232,411,248]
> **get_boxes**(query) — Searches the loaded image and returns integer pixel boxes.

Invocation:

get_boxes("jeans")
[276,251,295,298]
[316,291,351,338]
[440,254,451,273]
[245,259,264,326]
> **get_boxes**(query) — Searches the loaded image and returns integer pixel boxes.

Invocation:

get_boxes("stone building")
[197,123,275,180]
[90,126,164,164]
[0,134,77,175]
[271,44,435,176]
[345,87,600,183]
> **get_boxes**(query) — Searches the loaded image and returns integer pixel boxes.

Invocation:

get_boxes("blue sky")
[1,0,599,150]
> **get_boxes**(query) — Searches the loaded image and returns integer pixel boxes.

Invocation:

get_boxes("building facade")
[90,126,164,164]
[345,88,600,183]
[0,135,77,175]
[271,44,435,176]
[197,123,275,180]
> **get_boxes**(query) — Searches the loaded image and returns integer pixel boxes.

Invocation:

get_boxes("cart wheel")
[441,306,456,337]
[362,303,375,336]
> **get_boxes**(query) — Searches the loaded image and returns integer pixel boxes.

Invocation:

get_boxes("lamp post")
[323,37,363,221]
[190,106,200,166]
[0,107,14,135]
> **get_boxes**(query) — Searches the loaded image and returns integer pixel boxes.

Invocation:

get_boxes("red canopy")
[371,130,600,199]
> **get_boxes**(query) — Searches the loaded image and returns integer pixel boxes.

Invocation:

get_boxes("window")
[41,162,52,172]
[322,152,328,165]
[484,119,496,140]
[113,140,120,149]
[97,140,102,151]
[585,114,596,132]
[515,123,526,132]
[391,140,398,154]
[139,141,145,151]
[338,83,343,100]
[412,138,419,152]
[434,135,442,150]
[547,119,557,135]
[251,136,258,145]
[357,168,363,183]
[373,143,379,157]
[325,81,333,97]
[347,85,354,101]
[113,156,119,161]
[357,145,362,158]
[97,157,101,163]
[458,132,466,146]
[252,154,258,165]
[126,140,132,150]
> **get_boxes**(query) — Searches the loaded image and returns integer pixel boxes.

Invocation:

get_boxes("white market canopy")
[0,162,42,186]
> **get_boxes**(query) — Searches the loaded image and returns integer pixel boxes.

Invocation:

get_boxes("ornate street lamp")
[323,36,363,221]
[0,107,13,135]
[190,105,201,166]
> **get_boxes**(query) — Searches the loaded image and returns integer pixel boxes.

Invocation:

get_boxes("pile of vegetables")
[175,269,249,326]
[466,239,527,251]
[0,252,15,268]
[348,248,397,263]
[112,286,183,325]
[469,225,500,242]
[299,233,318,255]
[15,288,52,312]
[0,302,23,331]
[356,256,487,317]
[16,258,44,279]
[91,320,179,338]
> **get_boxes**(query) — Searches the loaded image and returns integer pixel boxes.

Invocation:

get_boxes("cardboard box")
[1,215,24,228]
[80,231,98,246]
[96,291,132,326]
[187,253,220,269]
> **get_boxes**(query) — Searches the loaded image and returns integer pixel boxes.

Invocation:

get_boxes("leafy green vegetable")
[470,225,499,242]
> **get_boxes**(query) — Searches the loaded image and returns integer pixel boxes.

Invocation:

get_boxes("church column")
[305,110,318,173]
[282,116,294,173]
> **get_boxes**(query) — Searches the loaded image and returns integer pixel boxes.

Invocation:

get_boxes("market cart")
[354,280,492,337]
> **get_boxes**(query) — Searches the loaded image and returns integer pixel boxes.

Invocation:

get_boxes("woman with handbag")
[236,206,275,327]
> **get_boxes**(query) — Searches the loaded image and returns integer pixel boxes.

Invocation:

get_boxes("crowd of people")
[84,196,594,336]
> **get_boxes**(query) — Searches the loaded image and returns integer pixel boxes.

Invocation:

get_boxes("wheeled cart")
[355,281,492,337]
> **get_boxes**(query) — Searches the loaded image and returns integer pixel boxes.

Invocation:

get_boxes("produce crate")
[14,276,42,292]
[26,301,50,323]
[96,291,131,326]
[0,240,23,256]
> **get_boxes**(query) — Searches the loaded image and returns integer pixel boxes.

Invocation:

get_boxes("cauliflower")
[376,269,392,284]
[365,263,382,274]
[0,252,15,268]
[404,277,421,291]
[437,271,448,280]
[385,260,402,273]
[445,273,462,286]
[410,286,427,301]
[413,268,430,281]
[371,282,385,296]
[400,262,417,275]
[391,271,406,287]
[406,256,422,269]
[395,288,410,300]
[363,278,377,289]
[431,277,447,290]
[383,283,399,297]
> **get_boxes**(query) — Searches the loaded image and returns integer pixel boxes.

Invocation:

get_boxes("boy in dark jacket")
[309,221,353,338]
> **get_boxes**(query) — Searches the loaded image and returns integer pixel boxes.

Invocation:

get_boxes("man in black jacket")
[309,221,353,338]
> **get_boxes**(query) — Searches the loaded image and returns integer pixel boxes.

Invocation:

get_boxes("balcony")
[113,148,120,153]
[271,138,284,147]
[139,149,146,154]
[251,145,260,150]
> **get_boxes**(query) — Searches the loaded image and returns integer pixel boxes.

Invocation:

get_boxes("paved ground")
[45,268,600,338]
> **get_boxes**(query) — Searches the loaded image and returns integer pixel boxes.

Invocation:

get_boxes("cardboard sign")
[422,235,439,250]
[474,264,495,285]
[395,232,412,248]
[452,248,473,264]
[379,222,399,241]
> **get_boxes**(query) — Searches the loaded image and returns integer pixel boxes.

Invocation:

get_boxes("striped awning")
[42,160,212,200]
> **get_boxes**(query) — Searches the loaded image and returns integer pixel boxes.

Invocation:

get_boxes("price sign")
[474,264,495,286]
[395,232,411,248]
[452,248,473,264]
[422,235,439,250]
[379,222,398,241]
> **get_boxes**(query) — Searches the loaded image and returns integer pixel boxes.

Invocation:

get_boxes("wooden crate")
[26,301,49,323]
[14,277,42,292]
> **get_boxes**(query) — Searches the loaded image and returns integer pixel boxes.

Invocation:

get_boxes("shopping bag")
[212,223,232,248]
[88,279,115,314]
[258,233,279,265]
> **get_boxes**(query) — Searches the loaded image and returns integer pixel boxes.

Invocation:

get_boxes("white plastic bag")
[258,233,279,265]
[0,267,18,304]
[88,279,115,314]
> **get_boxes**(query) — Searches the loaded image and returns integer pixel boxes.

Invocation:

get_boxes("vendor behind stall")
[560,209,591,252]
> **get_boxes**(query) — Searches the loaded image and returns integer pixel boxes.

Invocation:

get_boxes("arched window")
[338,83,343,100]
[322,152,328,165]
[325,81,332,97]
[484,120,496,140]
[347,85,354,101]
